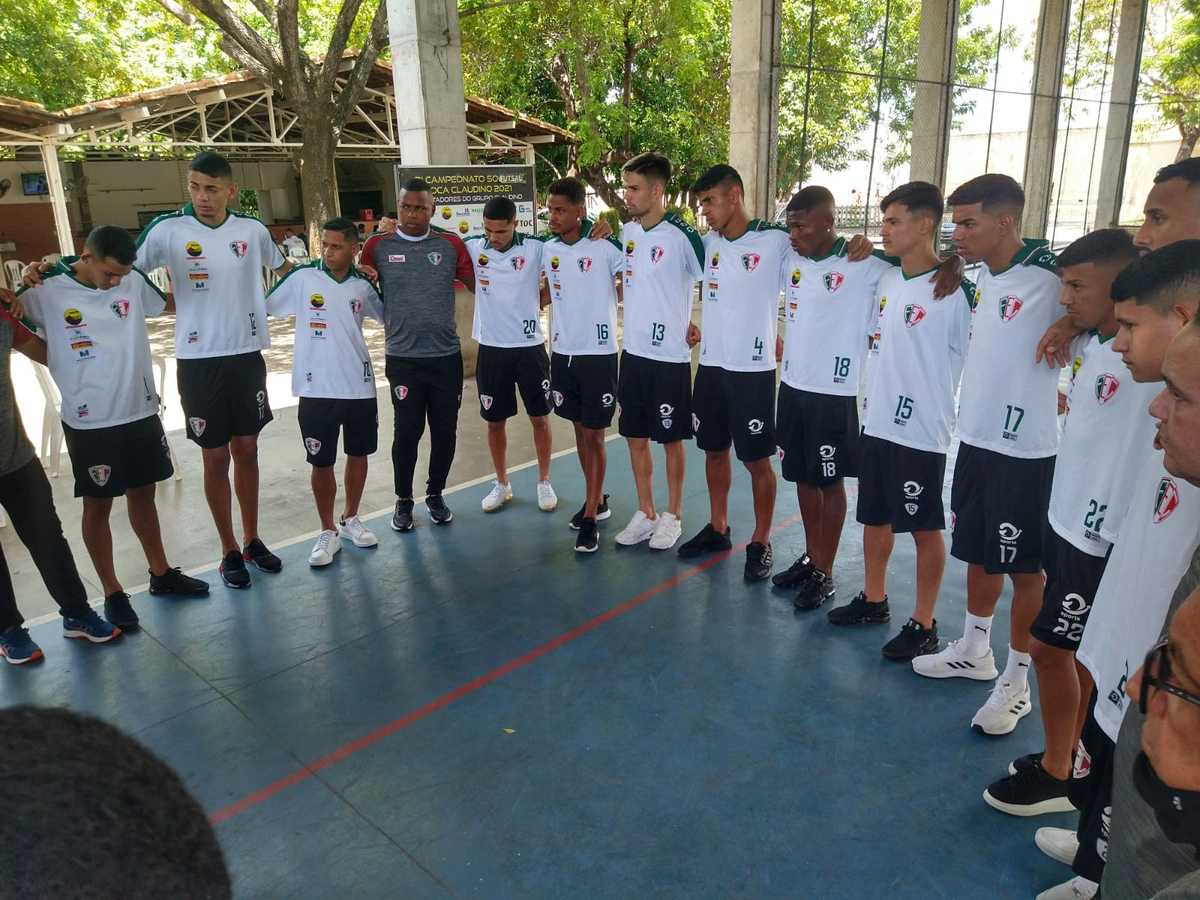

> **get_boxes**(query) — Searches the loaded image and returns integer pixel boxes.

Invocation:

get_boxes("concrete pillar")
[729,0,782,220]
[909,0,960,189]
[1022,0,1072,238]
[387,0,470,165]
[1095,0,1150,228]
[40,143,75,257]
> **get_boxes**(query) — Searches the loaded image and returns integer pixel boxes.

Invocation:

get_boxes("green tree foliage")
[1144,0,1200,160]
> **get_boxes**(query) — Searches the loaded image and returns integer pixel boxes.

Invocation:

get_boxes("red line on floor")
[209,513,804,826]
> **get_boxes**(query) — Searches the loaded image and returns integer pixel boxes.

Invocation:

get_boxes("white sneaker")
[537,479,558,512]
[615,510,658,546]
[1035,827,1079,866]
[481,480,513,512]
[648,512,683,550]
[911,637,998,680]
[971,680,1033,735]
[309,530,341,567]
[338,515,378,548]
[1035,876,1097,900]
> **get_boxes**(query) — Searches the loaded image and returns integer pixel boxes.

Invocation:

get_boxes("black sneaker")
[984,758,1076,816]
[827,591,890,625]
[148,567,210,596]
[103,591,140,630]
[219,550,251,589]
[744,541,773,582]
[391,498,415,532]
[575,517,599,553]
[1009,750,1045,776]
[427,493,453,525]
[677,523,732,558]
[772,552,814,589]
[794,570,835,610]
[242,538,282,573]
[569,495,610,530]
[882,617,939,661]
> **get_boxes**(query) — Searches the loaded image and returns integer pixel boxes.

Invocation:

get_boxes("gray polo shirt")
[0,310,36,478]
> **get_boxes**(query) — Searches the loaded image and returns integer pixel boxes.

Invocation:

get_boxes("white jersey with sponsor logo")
[1077,450,1200,741]
[1097,381,1162,545]
[265,261,383,400]
[863,267,974,453]
[19,259,166,429]
[135,205,286,360]
[620,214,705,363]
[956,240,1061,458]
[544,225,623,356]
[780,239,894,396]
[464,233,545,348]
[698,220,790,372]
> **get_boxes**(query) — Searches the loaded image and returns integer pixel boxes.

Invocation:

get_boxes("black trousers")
[0,457,91,627]
[385,352,463,499]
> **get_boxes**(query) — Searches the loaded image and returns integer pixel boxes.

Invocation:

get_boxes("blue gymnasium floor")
[1,441,1076,899]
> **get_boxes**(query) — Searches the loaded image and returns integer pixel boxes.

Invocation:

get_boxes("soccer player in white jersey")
[614,152,705,551]
[265,218,384,567]
[912,175,1061,734]
[981,229,1141,818]
[463,197,556,514]
[16,226,209,631]
[826,182,974,662]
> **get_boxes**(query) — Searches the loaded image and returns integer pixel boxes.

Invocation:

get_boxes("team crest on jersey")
[109,299,130,319]
[310,294,325,308]
[776,446,785,461]
[394,385,409,401]
[741,253,761,272]
[511,256,526,271]
[903,304,926,327]
[692,413,700,432]
[650,246,665,264]
[480,394,493,410]
[824,271,845,292]
[790,269,801,286]
[550,256,560,271]
[578,257,593,274]
[229,240,248,259]
[349,298,362,315]
[428,252,442,266]
[304,437,322,455]
[998,295,1023,322]
[185,241,203,257]
[1095,373,1119,404]
[88,465,111,486]
[553,390,564,407]
[188,416,206,437]
[625,240,636,255]
[63,308,83,326]
[1154,477,1181,523]
[477,253,489,267]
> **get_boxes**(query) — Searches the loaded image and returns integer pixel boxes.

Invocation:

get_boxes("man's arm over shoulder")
[443,232,476,293]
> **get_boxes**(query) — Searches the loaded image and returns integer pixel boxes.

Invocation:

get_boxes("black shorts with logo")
[949,443,1055,574]
[63,415,173,499]
[616,351,693,443]
[775,383,860,486]
[1069,690,1115,883]
[475,344,552,422]
[692,365,777,462]
[856,432,947,533]
[177,351,273,449]
[1030,528,1109,650]
[551,352,618,430]
[297,397,379,467]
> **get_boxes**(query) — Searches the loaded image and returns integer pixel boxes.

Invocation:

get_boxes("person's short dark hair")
[880,181,945,223]
[548,177,586,207]
[622,152,672,186]
[1154,157,1200,186]
[0,706,232,899]
[1111,239,1200,311]
[945,173,1025,216]
[85,225,136,266]
[1058,228,1140,271]
[323,217,359,243]
[188,151,233,181]
[399,177,432,195]
[786,185,835,214]
[693,164,743,195]
[483,197,517,221]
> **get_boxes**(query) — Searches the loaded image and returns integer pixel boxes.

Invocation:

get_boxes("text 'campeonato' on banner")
[396,165,538,239]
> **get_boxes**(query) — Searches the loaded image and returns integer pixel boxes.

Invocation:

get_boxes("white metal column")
[40,142,75,256]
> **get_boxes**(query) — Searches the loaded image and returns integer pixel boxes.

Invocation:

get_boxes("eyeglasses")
[1139,638,1200,714]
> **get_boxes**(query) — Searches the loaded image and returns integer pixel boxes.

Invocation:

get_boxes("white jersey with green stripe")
[464,232,546,348]
[18,259,166,429]
[543,224,623,356]
[135,204,286,360]
[620,213,705,363]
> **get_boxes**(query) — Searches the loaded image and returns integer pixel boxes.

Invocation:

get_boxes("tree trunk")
[579,161,627,219]
[1175,122,1200,163]
[294,121,341,255]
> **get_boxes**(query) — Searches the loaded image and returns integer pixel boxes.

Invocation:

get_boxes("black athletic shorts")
[177,351,272,449]
[63,415,173,498]
[856,432,947,532]
[297,397,379,468]
[775,383,860,486]
[475,344,551,422]
[1030,528,1109,650]
[551,352,618,430]
[692,365,777,462]
[1070,690,1115,882]
[950,443,1055,574]
[616,351,693,443]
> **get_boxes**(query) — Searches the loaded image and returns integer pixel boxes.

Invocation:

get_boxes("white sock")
[962,613,993,657]
[1002,647,1032,690]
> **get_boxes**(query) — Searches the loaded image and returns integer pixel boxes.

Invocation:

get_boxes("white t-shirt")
[862,267,974,453]
[956,241,1061,458]
[620,214,705,363]
[780,239,894,396]
[282,235,307,255]
[544,226,623,356]
[697,220,791,372]
[264,261,383,400]
[135,205,286,360]
[20,259,166,429]
[1098,381,1163,545]
[1077,450,1200,742]
[464,233,546,348]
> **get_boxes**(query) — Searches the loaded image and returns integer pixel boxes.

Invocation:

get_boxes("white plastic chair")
[147,267,170,292]
[151,355,181,480]
[3,260,25,291]
[32,364,64,476]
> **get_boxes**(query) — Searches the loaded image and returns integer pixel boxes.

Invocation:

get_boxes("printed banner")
[396,165,538,238]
